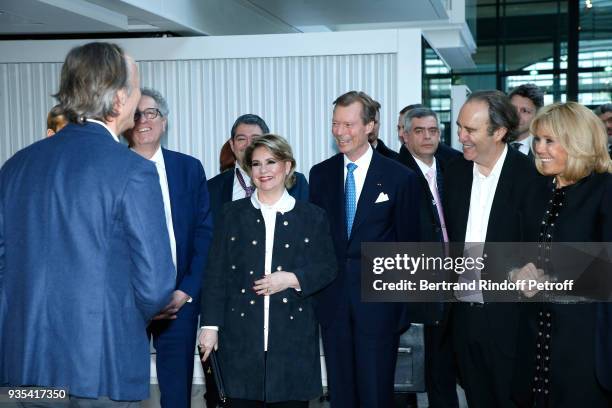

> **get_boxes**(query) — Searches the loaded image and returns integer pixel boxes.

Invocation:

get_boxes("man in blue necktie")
[309,91,421,408]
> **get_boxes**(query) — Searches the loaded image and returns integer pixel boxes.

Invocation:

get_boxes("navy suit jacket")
[398,144,461,242]
[309,150,421,333]
[208,168,309,224]
[162,148,213,303]
[0,122,175,400]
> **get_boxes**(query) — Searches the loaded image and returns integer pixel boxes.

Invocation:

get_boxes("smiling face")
[130,95,166,150]
[456,100,506,171]
[533,124,569,185]
[511,94,537,141]
[250,146,290,197]
[332,101,374,162]
[230,124,263,167]
[403,115,440,165]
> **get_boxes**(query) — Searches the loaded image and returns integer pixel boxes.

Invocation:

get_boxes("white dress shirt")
[457,145,508,303]
[147,147,177,274]
[514,135,532,156]
[232,165,252,201]
[343,145,374,203]
[251,189,296,351]
[86,119,119,143]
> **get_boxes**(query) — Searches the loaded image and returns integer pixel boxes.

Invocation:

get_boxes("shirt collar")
[517,135,532,148]
[473,144,508,179]
[86,119,119,143]
[150,146,165,168]
[344,144,374,169]
[413,154,437,177]
[251,188,295,214]
[235,164,251,181]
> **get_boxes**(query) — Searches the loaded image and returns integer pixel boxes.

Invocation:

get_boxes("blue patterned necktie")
[345,163,358,236]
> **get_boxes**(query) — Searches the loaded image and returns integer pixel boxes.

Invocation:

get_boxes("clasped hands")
[253,271,300,296]
[508,262,554,298]
[153,289,190,320]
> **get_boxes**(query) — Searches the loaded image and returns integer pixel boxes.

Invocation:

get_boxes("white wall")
[0,29,422,178]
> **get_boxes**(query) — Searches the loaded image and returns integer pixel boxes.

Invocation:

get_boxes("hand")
[198,329,218,362]
[509,262,549,298]
[253,271,300,296]
[153,290,191,320]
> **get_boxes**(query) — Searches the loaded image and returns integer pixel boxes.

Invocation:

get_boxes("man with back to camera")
[443,90,544,408]
[0,42,175,406]
[126,87,213,408]
[309,90,421,407]
[508,83,544,158]
[398,107,461,407]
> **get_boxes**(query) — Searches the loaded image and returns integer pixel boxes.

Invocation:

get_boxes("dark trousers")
[424,323,459,408]
[148,303,199,408]
[228,399,308,408]
[452,303,515,408]
[321,306,400,408]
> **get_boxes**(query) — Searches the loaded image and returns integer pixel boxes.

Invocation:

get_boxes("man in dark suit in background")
[368,99,399,160]
[127,88,213,408]
[398,107,461,407]
[508,83,544,158]
[309,91,421,408]
[207,114,309,222]
[444,90,542,408]
[0,42,175,405]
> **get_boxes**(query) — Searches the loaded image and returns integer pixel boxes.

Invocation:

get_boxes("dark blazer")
[443,146,544,353]
[201,198,337,402]
[374,138,400,160]
[0,122,175,400]
[398,144,461,242]
[309,150,421,332]
[161,148,213,301]
[208,168,309,224]
[511,173,612,406]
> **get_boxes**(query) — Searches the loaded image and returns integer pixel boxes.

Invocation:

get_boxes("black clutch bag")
[209,349,227,405]
[199,346,228,407]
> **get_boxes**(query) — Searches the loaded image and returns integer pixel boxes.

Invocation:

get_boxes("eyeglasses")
[134,108,162,121]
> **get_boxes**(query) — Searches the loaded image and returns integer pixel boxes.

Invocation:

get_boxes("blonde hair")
[244,134,297,189]
[531,101,612,183]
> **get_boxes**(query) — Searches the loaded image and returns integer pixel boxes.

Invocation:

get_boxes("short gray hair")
[140,87,169,138]
[141,87,169,118]
[403,107,439,133]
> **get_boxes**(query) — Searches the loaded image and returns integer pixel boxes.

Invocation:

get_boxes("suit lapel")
[162,148,180,228]
[221,169,234,204]
[349,152,383,240]
[452,160,473,242]
[330,155,348,243]
[486,149,514,242]
[436,159,445,202]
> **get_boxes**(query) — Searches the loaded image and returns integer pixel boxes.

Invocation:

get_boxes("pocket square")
[375,192,389,203]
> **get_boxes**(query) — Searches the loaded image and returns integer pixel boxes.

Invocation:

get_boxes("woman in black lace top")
[510,102,612,407]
